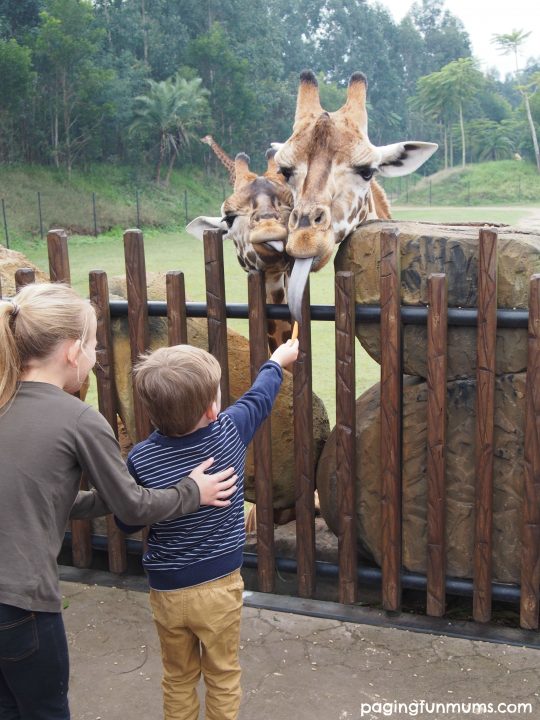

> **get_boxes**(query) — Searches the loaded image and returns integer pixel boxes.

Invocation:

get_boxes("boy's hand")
[270,338,299,368]
[189,458,238,507]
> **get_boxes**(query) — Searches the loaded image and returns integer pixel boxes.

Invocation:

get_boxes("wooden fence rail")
[5,225,540,632]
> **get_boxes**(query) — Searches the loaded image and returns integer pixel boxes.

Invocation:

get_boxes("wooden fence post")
[166,271,188,346]
[473,227,498,623]
[203,229,230,407]
[123,229,152,441]
[15,268,35,292]
[426,273,448,617]
[248,270,275,592]
[293,277,316,598]
[47,229,70,284]
[335,271,357,604]
[90,270,127,574]
[380,228,402,611]
[46,229,92,568]
[520,274,540,629]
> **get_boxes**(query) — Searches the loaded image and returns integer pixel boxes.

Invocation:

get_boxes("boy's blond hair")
[133,345,222,436]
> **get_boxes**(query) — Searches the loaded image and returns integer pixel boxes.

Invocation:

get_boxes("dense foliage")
[0,0,538,177]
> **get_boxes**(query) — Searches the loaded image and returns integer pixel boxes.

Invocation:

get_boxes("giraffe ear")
[376,141,438,178]
[185,216,228,241]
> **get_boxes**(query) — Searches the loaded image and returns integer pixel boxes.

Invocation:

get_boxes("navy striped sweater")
[116,360,283,590]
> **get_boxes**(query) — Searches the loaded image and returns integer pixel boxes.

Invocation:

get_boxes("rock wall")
[334,221,540,379]
[316,373,525,584]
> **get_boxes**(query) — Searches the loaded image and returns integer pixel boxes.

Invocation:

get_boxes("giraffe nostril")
[314,212,324,225]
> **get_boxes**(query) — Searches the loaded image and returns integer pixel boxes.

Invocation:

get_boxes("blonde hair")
[0,283,95,408]
[134,345,222,436]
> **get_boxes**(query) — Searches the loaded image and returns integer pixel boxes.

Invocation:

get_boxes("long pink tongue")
[288,257,314,323]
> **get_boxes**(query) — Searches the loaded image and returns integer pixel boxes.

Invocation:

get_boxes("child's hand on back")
[270,338,299,368]
[189,458,238,507]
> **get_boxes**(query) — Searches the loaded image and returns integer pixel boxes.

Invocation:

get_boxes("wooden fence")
[4,225,540,632]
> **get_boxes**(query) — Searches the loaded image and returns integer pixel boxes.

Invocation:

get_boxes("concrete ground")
[59,567,540,720]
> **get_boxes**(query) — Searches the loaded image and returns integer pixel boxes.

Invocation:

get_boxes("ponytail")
[0,301,22,409]
[0,283,95,409]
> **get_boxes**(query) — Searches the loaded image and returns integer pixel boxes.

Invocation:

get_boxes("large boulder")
[316,373,525,583]
[108,274,330,510]
[334,221,540,379]
[0,245,48,295]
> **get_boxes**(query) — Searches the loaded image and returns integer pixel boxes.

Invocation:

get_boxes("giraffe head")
[187,150,293,276]
[200,134,214,145]
[274,71,438,274]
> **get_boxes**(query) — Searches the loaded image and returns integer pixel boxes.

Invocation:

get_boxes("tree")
[411,69,455,168]
[0,0,42,41]
[492,30,540,171]
[187,24,255,153]
[33,0,111,172]
[408,0,472,74]
[466,119,515,162]
[130,72,210,184]
[439,58,484,166]
[0,39,35,161]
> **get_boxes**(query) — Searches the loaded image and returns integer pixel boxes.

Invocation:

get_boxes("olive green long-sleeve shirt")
[0,382,200,612]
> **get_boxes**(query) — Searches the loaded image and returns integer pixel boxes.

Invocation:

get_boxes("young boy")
[116,340,298,720]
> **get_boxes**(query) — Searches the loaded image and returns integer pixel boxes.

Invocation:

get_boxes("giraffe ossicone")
[274,70,438,321]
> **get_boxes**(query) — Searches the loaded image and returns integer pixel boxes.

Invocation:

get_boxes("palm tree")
[130,73,210,184]
[411,71,455,168]
[467,119,515,162]
[439,58,483,167]
[492,30,540,172]
[412,59,483,167]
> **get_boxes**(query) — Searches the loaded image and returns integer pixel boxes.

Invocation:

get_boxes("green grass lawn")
[391,206,532,225]
[10,204,535,425]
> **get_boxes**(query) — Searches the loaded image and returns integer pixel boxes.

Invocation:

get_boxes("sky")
[373,0,537,78]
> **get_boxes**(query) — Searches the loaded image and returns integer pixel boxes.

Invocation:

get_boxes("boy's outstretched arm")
[225,339,299,446]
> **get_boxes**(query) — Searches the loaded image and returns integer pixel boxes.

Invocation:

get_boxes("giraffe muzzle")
[289,206,331,233]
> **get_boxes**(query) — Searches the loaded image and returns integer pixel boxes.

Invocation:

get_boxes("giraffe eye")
[222,215,237,229]
[354,166,375,181]
[278,166,294,181]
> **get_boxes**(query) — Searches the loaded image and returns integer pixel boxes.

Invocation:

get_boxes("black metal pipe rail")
[109,300,529,329]
[63,533,521,605]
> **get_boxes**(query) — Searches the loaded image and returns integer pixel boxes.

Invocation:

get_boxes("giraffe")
[186,148,294,353]
[200,134,236,186]
[274,70,438,321]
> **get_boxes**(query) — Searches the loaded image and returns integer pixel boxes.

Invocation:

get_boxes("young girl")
[0,282,237,720]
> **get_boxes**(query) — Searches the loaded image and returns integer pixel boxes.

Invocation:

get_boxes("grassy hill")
[381,159,540,207]
[0,163,227,245]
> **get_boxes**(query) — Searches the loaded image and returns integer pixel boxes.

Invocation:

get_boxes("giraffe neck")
[207,140,235,184]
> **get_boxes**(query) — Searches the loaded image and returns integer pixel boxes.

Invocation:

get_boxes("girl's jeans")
[0,603,70,720]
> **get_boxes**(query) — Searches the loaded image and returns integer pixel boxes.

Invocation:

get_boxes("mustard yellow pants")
[149,570,244,720]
